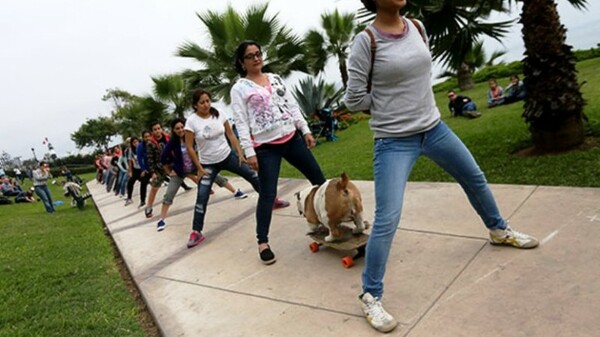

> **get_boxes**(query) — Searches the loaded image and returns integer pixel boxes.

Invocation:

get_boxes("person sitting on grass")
[504,75,526,104]
[447,90,481,118]
[1,177,21,196]
[61,166,73,182]
[15,189,36,203]
[487,78,506,108]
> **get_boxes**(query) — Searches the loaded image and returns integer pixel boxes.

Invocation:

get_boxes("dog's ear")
[294,191,300,200]
[338,172,349,190]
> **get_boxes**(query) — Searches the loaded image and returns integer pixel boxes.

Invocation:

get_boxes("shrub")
[574,46,600,61]
[472,61,523,83]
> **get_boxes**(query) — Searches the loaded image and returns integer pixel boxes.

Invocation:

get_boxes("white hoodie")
[230,73,311,158]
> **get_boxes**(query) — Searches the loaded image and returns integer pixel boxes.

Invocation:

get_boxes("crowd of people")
[3,14,542,332]
[447,75,527,119]
[0,162,89,210]
[92,42,329,264]
[0,175,38,205]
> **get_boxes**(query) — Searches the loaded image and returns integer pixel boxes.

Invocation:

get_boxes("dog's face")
[295,186,316,216]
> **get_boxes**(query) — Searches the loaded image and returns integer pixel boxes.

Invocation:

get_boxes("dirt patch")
[106,227,162,337]
[514,135,600,157]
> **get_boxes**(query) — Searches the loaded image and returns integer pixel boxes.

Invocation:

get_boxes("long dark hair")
[170,118,186,142]
[191,89,219,118]
[129,136,139,151]
[360,0,377,14]
[234,40,262,77]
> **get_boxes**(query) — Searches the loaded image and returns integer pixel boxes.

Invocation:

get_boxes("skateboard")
[307,225,369,269]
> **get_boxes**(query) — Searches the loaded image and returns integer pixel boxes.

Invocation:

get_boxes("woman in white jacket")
[230,40,326,265]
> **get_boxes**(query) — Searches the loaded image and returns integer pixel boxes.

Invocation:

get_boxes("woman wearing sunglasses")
[230,40,326,265]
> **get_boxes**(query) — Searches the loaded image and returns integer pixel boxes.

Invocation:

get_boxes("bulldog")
[295,172,368,242]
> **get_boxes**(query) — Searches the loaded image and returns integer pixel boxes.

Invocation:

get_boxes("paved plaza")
[89,178,600,337]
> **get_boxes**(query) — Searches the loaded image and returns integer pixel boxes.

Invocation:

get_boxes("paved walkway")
[88,178,600,337]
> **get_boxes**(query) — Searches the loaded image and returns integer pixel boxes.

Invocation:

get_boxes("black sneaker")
[259,245,276,265]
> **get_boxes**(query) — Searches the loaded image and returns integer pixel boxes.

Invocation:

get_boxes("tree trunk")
[530,115,584,152]
[457,63,474,90]
[339,57,349,89]
[520,0,585,151]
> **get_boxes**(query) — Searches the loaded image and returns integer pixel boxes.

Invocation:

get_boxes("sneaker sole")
[187,236,206,248]
[235,195,248,200]
[489,240,538,249]
[261,257,277,265]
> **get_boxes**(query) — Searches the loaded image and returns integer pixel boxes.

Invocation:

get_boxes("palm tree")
[303,10,358,88]
[357,0,513,90]
[292,76,344,118]
[516,0,588,151]
[177,3,306,104]
[103,89,170,138]
[151,74,190,119]
[438,40,506,90]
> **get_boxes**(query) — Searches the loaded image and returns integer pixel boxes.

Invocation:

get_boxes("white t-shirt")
[184,112,231,165]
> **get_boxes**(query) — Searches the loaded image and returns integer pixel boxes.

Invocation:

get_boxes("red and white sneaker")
[273,198,290,210]
[187,231,205,248]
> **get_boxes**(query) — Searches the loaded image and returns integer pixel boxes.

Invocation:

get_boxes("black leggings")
[127,168,150,202]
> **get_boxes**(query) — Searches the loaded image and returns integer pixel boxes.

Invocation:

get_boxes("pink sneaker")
[273,198,290,210]
[187,231,205,248]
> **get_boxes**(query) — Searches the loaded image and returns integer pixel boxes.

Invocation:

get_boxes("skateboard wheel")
[309,242,320,253]
[341,256,354,269]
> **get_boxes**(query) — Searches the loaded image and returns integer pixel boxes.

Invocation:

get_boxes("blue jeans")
[255,132,326,244]
[362,121,506,298]
[34,185,55,213]
[463,101,477,111]
[192,150,260,232]
[116,171,128,196]
[105,170,115,192]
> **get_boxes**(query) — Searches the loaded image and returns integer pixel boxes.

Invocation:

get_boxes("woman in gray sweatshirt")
[344,0,539,333]
[33,161,55,213]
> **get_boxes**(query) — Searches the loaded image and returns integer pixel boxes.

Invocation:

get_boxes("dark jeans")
[192,150,260,232]
[127,168,149,202]
[34,185,55,213]
[255,132,326,244]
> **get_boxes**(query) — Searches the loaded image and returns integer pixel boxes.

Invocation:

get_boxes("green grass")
[0,174,146,337]
[282,57,600,187]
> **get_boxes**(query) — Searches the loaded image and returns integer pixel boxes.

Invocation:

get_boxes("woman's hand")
[304,134,317,149]
[237,151,247,167]
[196,165,205,178]
[188,174,199,184]
[246,156,259,171]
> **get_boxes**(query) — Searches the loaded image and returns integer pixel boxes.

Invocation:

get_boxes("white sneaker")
[358,292,398,333]
[489,225,539,249]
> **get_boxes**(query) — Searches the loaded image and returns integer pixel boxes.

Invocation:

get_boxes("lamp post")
[31,147,37,161]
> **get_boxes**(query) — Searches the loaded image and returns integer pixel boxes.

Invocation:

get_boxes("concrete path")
[88,178,600,337]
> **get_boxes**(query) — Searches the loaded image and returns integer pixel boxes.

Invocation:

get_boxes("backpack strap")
[364,19,425,94]
[362,20,424,113]
[364,27,376,94]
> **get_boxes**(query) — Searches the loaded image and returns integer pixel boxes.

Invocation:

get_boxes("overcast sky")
[1,0,599,162]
